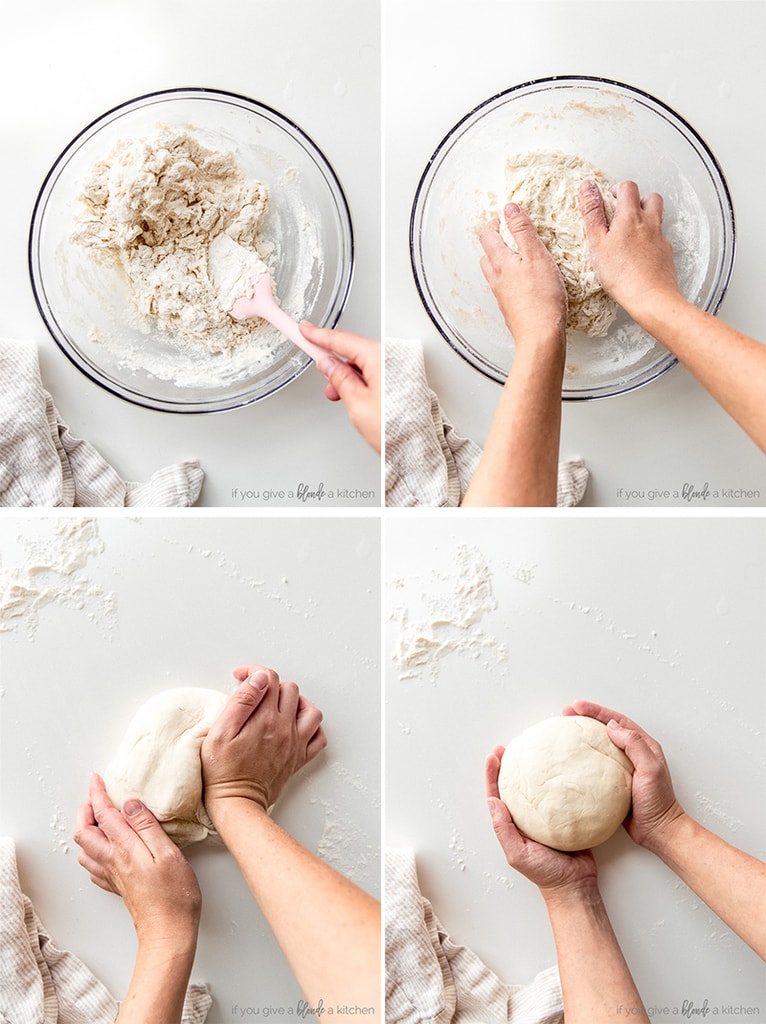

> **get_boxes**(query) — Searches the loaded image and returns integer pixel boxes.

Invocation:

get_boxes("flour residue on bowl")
[70,125,300,388]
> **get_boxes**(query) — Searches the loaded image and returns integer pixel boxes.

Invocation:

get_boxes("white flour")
[73,127,272,358]
[0,519,116,638]
[390,544,507,681]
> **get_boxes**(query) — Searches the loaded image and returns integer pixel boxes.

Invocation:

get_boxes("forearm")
[211,798,381,1015]
[461,339,565,507]
[634,293,766,453]
[542,883,646,1022]
[645,812,766,959]
[117,930,198,1024]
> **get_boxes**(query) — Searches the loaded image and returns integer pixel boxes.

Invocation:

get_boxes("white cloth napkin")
[385,849,564,1024]
[0,837,211,1024]
[385,338,588,507]
[0,339,204,507]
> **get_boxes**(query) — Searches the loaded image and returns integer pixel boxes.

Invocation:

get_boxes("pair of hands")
[74,666,325,942]
[486,701,684,899]
[480,179,681,350]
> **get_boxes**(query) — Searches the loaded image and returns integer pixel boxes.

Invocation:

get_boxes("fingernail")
[123,799,143,816]
[607,719,623,732]
[505,202,521,215]
[249,670,270,690]
[318,356,340,379]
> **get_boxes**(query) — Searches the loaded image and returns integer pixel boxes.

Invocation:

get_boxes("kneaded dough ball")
[498,715,633,851]
[104,687,228,847]
[499,150,618,337]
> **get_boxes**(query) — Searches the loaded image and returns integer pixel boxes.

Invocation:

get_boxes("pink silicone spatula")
[208,233,327,364]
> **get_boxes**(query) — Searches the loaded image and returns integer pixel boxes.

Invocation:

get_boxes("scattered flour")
[72,126,272,357]
[390,544,507,682]
[0,519,116,638]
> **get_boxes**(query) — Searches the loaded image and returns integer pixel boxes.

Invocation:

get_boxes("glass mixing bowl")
[29,88,354,413]
[410,76,735,400]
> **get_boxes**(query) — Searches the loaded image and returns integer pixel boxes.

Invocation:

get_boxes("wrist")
[624,285,688,332]
[539,875,601,911]
[207,792,269,831]
[640,804,690,858]
[136,915,199,954]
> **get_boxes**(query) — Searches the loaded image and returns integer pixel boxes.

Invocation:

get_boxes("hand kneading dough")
[104,688,228,847]
[499,151,618,337]
[498,715,633,851]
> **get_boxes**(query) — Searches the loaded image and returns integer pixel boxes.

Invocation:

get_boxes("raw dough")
[499,151,618,337]
[498,715,633,851]
[72,127,271,355]
[104,687,228,846]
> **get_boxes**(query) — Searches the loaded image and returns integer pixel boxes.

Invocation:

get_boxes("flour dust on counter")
[389,543,507,682]
[0,518,116,639]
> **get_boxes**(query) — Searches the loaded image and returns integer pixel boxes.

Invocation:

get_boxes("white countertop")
[386,513,765,1017]
[385,0,766,506]
[0,514,381,1022]
[1,0,380,507]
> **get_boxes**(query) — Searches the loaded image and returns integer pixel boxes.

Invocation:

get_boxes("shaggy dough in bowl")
[498,715,633,851]
[499,150,617,337]
[104,687,228,847]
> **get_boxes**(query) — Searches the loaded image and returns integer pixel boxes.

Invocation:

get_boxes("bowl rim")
[409,73,736,401]
[28,85,355,415]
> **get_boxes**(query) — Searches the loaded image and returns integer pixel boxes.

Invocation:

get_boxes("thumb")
[606,719,652,774]
[123,798,169,851]
[317,356,366,405]
[501,202,544,258]
[579,179,609,244]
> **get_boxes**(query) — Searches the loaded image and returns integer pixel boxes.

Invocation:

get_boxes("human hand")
[579,179,681,317]
[563,701,685,851]
[480,203,568,350]
[201,666,327,820]
[485,746,598,900]
[299,323,381,454]
[74,774,201,945]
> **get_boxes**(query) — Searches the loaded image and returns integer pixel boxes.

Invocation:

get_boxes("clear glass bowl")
[410,76,735,400]
[29,88,354,413]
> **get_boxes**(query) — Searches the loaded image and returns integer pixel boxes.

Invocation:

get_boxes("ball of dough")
[104,687,228,847]
[499,150,618,337]
[498,715,633,851]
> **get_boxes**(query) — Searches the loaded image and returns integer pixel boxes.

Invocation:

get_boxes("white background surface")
[385,0,766,506]
[0,514,381,1022]
[0,0,380,507]
[386,514,765,1017]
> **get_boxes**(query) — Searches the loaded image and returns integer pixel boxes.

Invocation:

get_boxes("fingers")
[481,204,546,265]
[296,694,326,763]
[579,179,610,243]
[484,746,505,800]
[317,356,369,407]
[606,719,664,774]
[88,774,136,844]
[487,795,522,855]
[299,323,378,372]
[121,798,174,859]
[641,190,664,222]
[277,679,300,717]
[214,669,276,741]
[305,726,328,764]
[569,700,665,763]
[480,215,512,261]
